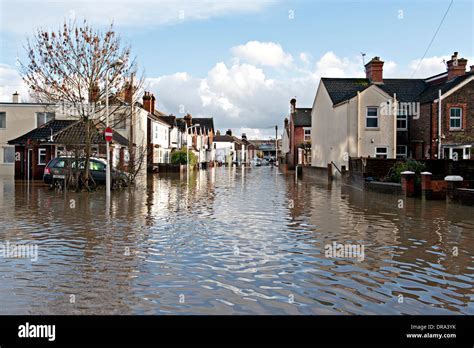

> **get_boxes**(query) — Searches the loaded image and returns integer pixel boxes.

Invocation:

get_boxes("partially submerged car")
[43,157,129,189]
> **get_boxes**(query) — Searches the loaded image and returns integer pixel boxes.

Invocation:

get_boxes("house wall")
[438,79,473,156]
[311,82,350,170]
[214,141,234,163]
[358,86,397,160]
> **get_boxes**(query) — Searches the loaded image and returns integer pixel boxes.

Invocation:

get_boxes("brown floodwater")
[0,167,473,314]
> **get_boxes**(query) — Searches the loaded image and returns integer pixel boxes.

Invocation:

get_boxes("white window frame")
[0,112,6,129]
[396,145,407,158]
[375,146,388,158]
[366,107,379,129]
[2,147,15,164]
[38,148,47,165]
[449,107,462,130]
[397,111,408,131]
[36,112,55,127]
[303,127,311,142]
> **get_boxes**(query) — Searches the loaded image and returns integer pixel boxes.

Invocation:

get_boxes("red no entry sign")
[105,127,113,142]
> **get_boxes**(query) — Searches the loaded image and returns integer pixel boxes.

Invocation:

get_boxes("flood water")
[0,167,473,315]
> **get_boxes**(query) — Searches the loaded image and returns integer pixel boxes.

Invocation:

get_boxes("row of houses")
[281,51,474,174]
[0,89,270,180]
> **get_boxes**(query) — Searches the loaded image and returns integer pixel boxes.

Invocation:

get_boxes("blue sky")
[1,0,473,138]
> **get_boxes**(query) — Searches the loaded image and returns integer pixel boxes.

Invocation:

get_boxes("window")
[36,112,55,127]
[449,107,462,130]
[396,145,407,159]
[375,147,388,159]
[397,112,407,131]
[38,148,47,165]
[304,128,311,142]
[53,159,66,168]
[3,147,14,163]
[366,107,378,128]
[0,112,6,128]
[89,160,105,171]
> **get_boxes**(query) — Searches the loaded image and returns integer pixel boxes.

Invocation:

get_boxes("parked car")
[43,157,129,188]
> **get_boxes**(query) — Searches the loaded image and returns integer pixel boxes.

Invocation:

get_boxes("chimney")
[470,65,474,72]
[447,52,468,80]
[241,133,247,140]
[142,91,152,112]
[284,117,289,130]
[124,82,134,104]
[88,83,99,103]
[226,129,232,136]
[150,94,156,114]
[365,56,384,83]
[290,98,296,114]
[184,113,192,127]
[216,130,221,136]
[12,91,20,103]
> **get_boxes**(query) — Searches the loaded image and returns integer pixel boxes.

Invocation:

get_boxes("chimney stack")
[226,129,232,136]
[290,98,296,114]
[241,133,247,140]
[470,65,474,72]
[12,92,20,103]
[184,113,192,127]
[216,130,221,136]
[142,91,153,113]
[284,117,289,130]
[447,52,468,80]
[365,56,384,83]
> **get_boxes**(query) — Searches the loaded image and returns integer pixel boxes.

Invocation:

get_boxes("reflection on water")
[0,167,473,314]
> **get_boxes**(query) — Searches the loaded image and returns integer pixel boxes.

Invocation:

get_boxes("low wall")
[154,164,186,173]
[301,166,328,182]
[365,181,402,195]
[448,188,474,206]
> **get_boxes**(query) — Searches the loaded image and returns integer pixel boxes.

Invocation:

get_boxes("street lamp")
[186,123,200,183]
[105,59,124,200]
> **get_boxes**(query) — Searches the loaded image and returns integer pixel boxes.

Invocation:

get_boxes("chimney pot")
[226,129,232,136]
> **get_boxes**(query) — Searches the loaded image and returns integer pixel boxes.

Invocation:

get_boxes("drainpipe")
[357,91,360,156]
[438,89,442,159]
[393,93,397,158]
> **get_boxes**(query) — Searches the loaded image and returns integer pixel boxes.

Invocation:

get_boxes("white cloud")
[231,41,294,68]
[0,0,275,35]
[0,64,28,102]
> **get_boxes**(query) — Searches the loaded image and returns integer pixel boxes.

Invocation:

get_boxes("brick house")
[286,98,312,169]
[412,52,474,159]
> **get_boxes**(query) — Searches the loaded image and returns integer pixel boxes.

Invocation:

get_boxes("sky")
[0,0,473,138]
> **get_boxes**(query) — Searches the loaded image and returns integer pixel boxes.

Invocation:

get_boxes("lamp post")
[186,123,200,184]
[105,59,124,200]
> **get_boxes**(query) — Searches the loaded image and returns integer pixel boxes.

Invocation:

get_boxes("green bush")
[171,148,197,166]
[388,159,426,183]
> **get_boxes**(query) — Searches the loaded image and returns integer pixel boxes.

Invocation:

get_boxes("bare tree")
[20,19,144,190]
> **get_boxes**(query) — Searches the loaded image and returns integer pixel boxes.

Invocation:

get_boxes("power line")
[410,0,454,77]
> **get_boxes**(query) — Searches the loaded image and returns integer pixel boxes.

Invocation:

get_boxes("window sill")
[0,163,14,165]
[365,128,380,131]
[449,129,464,132]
